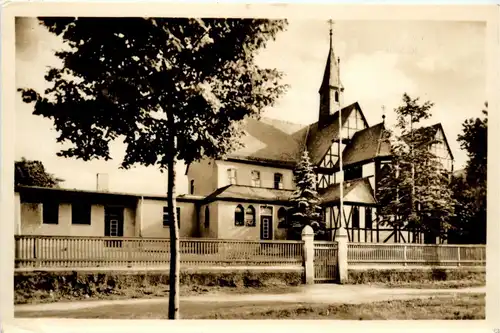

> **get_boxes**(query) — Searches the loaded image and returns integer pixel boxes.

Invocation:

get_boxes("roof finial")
[328,19,333,49]
[381,105,386,124]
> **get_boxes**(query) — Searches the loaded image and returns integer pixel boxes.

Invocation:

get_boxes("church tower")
[318,21,344,128]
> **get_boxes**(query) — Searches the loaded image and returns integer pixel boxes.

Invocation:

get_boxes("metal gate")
[314,241,338,283]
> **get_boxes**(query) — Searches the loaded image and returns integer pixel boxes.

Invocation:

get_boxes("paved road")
[15,284,486,313]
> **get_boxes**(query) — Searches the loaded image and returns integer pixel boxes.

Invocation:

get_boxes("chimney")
[96,173,109,192]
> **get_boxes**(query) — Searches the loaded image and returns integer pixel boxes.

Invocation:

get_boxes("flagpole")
[329,19,345,238]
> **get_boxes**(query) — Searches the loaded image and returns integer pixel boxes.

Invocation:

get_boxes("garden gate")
[313,241,338,282]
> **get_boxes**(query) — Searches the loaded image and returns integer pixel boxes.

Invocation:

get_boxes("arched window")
[234,205,244,226]
[351,207,360,228]
[335,91,339,102]
[245,205,256,227]
[365,207,372,229]
[204,206,210,228]
[278,207,287,228]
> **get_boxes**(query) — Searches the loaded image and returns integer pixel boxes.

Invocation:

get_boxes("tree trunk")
[167,157,180,319]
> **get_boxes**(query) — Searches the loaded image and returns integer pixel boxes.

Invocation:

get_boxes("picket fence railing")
[14,235,486,271]
[14,235,304,269]
[348,242,486,268]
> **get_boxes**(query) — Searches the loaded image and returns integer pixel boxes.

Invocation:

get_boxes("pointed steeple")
[320,23,343,92]
[319,20,344,128]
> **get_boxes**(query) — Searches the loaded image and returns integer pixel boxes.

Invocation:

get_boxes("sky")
[15,18,486,195]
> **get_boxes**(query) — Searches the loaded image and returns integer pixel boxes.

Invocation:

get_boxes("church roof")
[319,46,343,92]
[318,177,376,205]
[226,102,359,168]
[306,102,358,165]
[225,116,308,167]
[334,122,392,168]
[401,123,454,160]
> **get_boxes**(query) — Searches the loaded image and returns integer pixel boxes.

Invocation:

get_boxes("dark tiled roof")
[334,122,392,168]
[320,47,343,92]
[226,102,359,168]
[226,116,309,167]
[305,102,359,165]
[401,123,454,160]
[204,184,294,203]
[318,178,376,205]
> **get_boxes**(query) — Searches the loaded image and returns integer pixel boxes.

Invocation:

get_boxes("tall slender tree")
[377,93,455,241]
[18,17,288,318]
[288,150,324,239]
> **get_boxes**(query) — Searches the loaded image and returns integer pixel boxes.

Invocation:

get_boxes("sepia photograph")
[3,4,493,325]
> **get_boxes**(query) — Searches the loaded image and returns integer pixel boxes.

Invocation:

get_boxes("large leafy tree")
[18,17,288,318]
[377,93,455,242]
[15,157,64,188]
[288,150,324,240]
[450,103,487,244]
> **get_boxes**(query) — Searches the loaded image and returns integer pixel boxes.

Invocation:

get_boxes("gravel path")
[14,284,486,313]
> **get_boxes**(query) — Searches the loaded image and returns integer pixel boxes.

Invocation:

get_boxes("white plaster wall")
[19,202,135,237]
[139,199,197,238]
[186,158,218,196]
[215,201,289,240]
[216,160,294,190]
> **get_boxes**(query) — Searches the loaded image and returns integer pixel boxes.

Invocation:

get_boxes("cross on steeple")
[318,19,344,128]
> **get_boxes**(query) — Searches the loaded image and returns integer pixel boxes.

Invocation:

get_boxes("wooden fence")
[348,243,486,268]
[14,235,304,269]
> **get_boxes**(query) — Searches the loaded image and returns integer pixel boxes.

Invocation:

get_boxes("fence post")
[302,226,315,285]
[457,246,461,267]
[403,245,407,267]
[336,228,348,284]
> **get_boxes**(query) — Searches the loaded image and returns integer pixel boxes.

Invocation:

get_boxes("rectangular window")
[42,202,59,224]
[227,168,237,185]
[251,170,261,187]
[274,173,283,189]
[163,206,181,228]
[344,165,362,181]
[190,180,195,194]
[72,203,91,225]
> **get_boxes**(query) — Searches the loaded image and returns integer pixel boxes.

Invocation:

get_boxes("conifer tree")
[377,94,455,242]
[288,150,324,239]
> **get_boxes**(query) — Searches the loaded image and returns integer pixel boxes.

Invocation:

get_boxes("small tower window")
[190,180,195,195]
[335,90,339,103]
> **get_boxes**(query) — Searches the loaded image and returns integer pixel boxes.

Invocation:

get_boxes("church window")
[251,170,261,187]
[278,207,287,228]
[365,207,373,229]
[204,206,210,228]
[344,165,362,181]
[245,206,256,227]
[234,205,244,226]
[352,207,360,228]
[274,173,283,189]
[227,168,237,185]
[335,91,339,102]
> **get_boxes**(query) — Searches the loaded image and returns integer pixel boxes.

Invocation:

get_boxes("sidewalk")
[15,284,486,313]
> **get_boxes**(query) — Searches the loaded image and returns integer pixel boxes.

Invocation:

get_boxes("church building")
[14,27,454,244]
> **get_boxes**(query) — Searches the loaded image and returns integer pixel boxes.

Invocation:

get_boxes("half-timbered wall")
[431,128,453,172]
